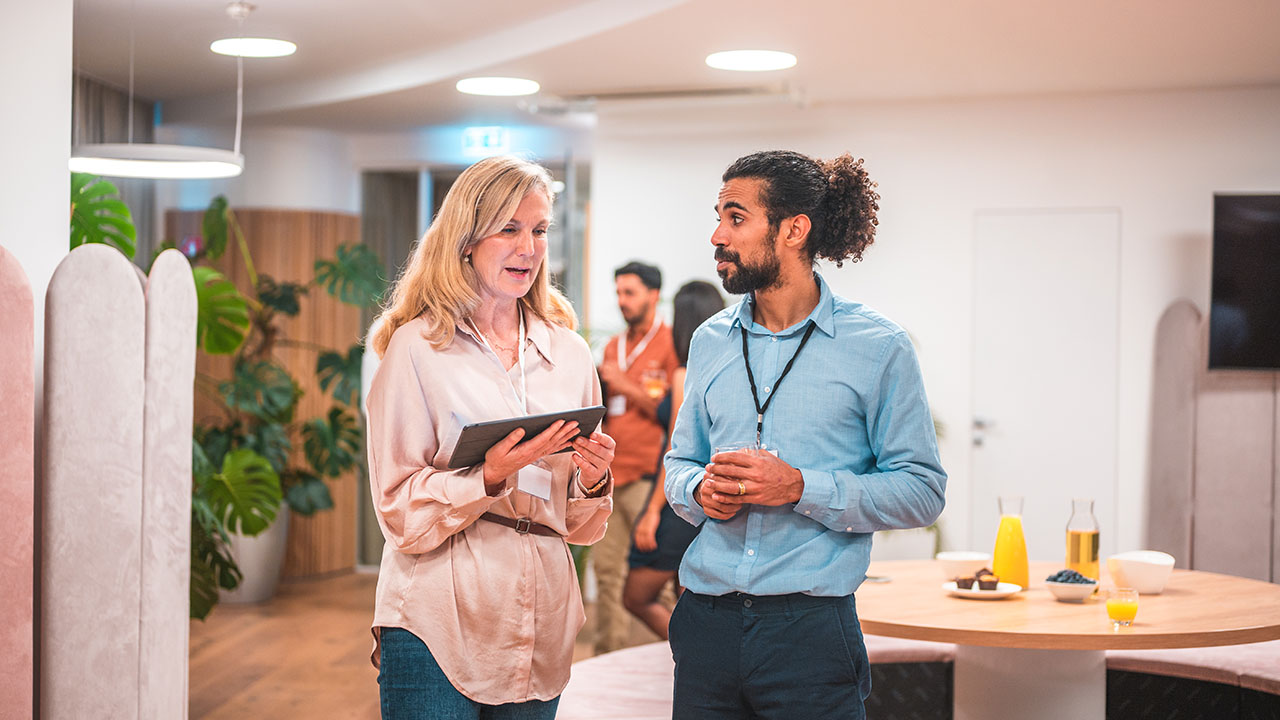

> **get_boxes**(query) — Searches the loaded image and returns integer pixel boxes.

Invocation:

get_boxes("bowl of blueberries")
[1044,569,1098,602]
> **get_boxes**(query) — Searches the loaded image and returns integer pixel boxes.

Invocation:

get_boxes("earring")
[464,254,472,264]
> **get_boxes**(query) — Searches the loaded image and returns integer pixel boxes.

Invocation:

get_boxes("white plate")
[942,581,1022,599]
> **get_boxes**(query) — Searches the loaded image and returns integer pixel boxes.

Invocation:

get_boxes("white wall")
[2,0,72,350]
[587,86,1280,554]
[154,126,360,214]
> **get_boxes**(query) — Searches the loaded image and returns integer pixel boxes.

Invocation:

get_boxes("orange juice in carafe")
[992,496,1029,589]
[1066,498,1100,580]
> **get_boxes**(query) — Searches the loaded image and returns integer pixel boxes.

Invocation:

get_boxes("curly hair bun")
[815,154,880,268]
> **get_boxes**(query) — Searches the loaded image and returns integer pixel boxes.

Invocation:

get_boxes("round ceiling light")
[705,50,797,72]
[456,77,541,97]
[210,37,297,58]
[69,144,245,179]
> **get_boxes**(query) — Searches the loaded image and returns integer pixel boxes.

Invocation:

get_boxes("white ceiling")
[72,0,1280,133]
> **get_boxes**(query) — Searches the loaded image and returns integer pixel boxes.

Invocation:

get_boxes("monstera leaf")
[302,407,361,478]
[69,173,136,258]
[243,422,292,474]
[256,273,306,317]
[314,244,385,307]
[283,469,334,516]
[201,448,282,536]
[193,266,250,355]
[202,195,230,260]
[316,344,364,407]
[220,360,301,423]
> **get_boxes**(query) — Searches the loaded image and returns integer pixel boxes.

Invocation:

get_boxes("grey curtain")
[71,73,158,268]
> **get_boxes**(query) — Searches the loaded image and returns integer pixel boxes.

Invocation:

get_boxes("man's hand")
[597,360,626,388]
[633,508,661,551]
[694,475,744,520]
[702,449,805,508]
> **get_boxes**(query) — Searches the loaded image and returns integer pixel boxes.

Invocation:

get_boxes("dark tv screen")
[1209,194,1280,370]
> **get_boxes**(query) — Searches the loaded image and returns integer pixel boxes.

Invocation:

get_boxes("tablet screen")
[446,405,607,469]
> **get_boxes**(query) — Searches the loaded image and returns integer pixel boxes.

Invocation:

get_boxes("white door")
[971,209,1120,566]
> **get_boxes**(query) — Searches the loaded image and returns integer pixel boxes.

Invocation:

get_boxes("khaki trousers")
[591,479,652,655]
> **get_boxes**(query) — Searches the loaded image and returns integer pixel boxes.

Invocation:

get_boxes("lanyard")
[618,315,661,371]
[469,312,528,414]
[741,321,817,447]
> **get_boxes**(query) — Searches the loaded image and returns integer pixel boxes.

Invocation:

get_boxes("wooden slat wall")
[167,208,361,579]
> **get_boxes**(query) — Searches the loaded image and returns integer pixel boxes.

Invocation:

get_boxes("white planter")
[220,507,290,604]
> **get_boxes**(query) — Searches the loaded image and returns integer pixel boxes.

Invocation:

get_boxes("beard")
[621,299,651,327]
[716,227,783,295]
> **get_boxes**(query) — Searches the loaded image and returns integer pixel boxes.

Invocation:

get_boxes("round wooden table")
[858,560,1280,720]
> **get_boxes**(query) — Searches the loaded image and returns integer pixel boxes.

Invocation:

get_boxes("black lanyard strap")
[741,321,817,446]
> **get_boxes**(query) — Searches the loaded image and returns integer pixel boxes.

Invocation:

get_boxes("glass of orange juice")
[1107,588,1139,628]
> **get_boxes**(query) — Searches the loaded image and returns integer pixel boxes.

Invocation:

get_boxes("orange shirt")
[601,322,680,487]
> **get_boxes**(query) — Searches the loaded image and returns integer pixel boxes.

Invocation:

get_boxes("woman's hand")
[571,431,615,491]
[633,508,660,552]
[482,420,580,494]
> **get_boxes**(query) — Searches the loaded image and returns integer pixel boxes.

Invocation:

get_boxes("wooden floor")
[189,570,660,718]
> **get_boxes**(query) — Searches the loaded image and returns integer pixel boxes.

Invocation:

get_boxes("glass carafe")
[1066,498,1100,580]
[991,496,1029,590]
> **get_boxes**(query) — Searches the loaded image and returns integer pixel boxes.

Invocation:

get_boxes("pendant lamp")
[69,2,265,179]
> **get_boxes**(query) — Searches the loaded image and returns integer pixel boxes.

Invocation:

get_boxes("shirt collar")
[728,272,836,338]
[456,305,557,368]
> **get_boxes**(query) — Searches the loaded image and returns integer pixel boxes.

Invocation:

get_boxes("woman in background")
[623,280,725,638]
[366,155,614,719]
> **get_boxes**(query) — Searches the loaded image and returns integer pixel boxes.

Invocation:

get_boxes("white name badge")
[607,395,627,417]
[517,464,553,500]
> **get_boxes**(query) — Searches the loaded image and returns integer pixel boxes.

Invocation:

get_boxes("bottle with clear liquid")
[1066,498,1100,580]
[991,496,1029,590]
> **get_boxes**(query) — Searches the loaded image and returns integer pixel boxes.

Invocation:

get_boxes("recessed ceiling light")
[210,37,297,58]
[705,50,797,72]
[456,77,541,97]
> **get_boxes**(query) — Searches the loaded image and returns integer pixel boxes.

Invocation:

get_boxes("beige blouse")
[366,312,613,704]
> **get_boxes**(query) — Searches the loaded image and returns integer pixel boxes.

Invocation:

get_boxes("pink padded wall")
[42,244,145,718]
[139,250,196,719]
[1147,301,1199,568]
[0,246,34,719]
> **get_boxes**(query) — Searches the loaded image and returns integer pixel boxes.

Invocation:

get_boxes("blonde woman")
[366,155,614,719]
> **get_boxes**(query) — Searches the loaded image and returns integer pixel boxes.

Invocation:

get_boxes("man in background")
[594,260,680,655]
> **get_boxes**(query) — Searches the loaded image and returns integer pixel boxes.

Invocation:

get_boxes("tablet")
[446,405,607,469]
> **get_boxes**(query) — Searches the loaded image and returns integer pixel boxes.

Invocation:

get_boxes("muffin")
[976,568,1000,590]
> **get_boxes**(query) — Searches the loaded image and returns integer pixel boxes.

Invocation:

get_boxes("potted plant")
[70,174,385,619]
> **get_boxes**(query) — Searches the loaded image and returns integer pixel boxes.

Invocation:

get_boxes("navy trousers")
[669,591,871,720]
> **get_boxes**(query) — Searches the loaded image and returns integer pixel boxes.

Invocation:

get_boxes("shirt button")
[747,549,755,556]
[763,386,771,393]
[804,510,811,515]
[744,599,753,608]
[771,337,778,342]
[846,527,853,531]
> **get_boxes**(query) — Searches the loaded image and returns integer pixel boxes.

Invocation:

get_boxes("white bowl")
[1107,550,1175,594]
[1045,580,1098,603]
[935,551,993,581]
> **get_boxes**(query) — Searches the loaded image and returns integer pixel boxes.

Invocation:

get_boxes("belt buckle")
[514,517,532,534]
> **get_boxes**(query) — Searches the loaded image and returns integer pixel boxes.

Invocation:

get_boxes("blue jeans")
[377,627,560,720]
[669,591,870,719]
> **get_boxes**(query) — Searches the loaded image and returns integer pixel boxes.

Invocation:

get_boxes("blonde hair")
[371,156,578,357]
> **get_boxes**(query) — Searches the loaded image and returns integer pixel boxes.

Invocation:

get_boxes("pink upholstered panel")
[558,634,956,719]
[0,246,34,719]
[863,633,955,664]
[139,250,196,719]
[559,642,673,720]
[1147,301,1199,567]
[42,244,145,718]
[1108,640,1280,695]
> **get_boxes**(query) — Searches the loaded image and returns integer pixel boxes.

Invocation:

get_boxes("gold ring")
[737,481,746,496]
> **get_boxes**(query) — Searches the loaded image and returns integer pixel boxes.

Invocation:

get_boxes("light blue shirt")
[664,273,946,597]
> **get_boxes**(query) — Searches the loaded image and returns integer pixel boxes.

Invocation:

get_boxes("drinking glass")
[713,442,760,460]
[640,367,667,399]
[1107,588,1139,628]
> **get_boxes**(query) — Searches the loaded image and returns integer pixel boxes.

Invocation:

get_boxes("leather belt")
[478,512,561,537]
